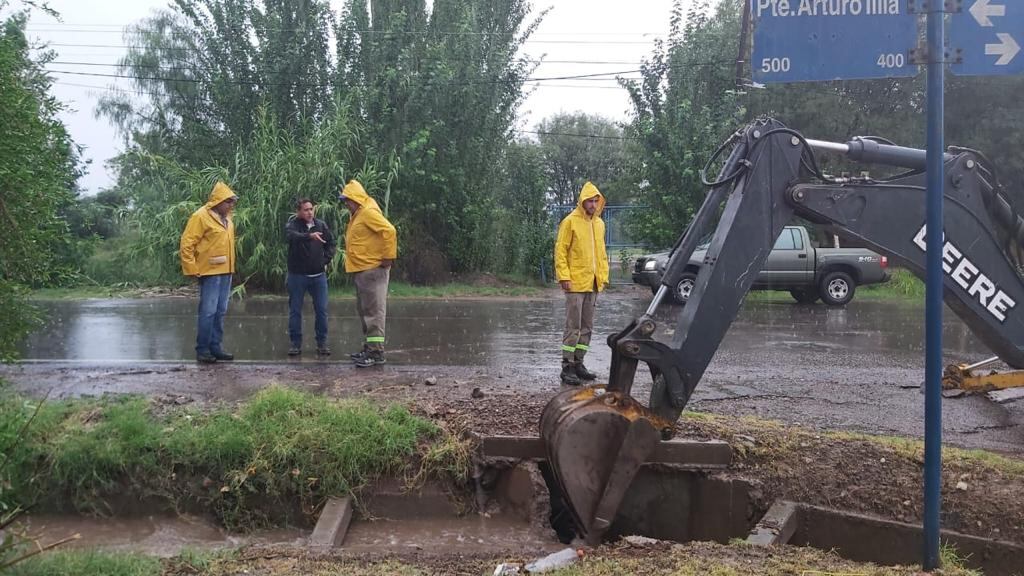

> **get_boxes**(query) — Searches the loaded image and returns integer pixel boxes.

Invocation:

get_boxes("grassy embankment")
[0,385,470,532]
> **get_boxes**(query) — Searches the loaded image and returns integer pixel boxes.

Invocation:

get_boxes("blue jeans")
[287,272,329,346]
[196,274,232,355]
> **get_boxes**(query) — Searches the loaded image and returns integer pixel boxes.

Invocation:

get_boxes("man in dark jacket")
[285,198,337,356]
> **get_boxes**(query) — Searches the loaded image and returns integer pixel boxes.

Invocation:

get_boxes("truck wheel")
[673,273,697,304]
[790,289,820,304]
[819,271,856,306]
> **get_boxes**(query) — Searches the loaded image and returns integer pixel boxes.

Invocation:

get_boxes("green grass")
[29,286,151,299]
[32,279,546,300]
[859,268,925,300]
[6,550,161,576]
[0,385,455,530]
[342,281,543,299]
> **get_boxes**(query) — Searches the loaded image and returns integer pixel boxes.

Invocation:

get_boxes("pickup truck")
[632,225,891,306]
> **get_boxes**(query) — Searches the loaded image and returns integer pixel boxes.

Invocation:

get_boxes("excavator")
[540,117,1024,545]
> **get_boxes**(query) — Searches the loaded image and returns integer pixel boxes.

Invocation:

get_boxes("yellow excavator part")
[942,356,1024,392]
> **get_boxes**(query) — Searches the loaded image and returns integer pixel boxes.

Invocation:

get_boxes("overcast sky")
[20,0,678,194]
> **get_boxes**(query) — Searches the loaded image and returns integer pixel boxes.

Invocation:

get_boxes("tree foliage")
[0,5,81,360]
[623,0,745,248]
[536,113,630,207]
[101,0,546,281]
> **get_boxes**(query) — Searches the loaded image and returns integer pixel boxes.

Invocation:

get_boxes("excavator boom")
[541,118,1024,543]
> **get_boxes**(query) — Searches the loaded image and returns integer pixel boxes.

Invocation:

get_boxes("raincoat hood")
[205,181,238,209]
[341,180,381,211]
[575,181,605,218]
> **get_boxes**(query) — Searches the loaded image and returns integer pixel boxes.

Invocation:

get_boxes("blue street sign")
[751,0,918,83]
[951,0,1023,76]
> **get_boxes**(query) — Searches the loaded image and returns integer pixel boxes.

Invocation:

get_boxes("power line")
[28,29,662,45]
[27,24,667,38]
[45,57,733,89]
[47,60,647,82]
[517,129,636,141]
[43,66,668,86]
[49,56,649,66]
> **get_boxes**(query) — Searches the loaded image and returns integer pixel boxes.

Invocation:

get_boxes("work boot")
[355,350,386,368]
[560,361,581,386]
[575,362,597,381]
[211,350,234,361]
[287,344,301,356]
[316,343,331,356]
[196,353,217,364]
[350,347,367,360]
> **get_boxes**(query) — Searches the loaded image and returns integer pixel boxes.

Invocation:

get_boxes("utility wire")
[27,27,667,43]
[28,23,668,36]
[44,59,734,88]
[47,60,647,82]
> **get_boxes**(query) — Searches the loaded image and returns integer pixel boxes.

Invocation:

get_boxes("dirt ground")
[162,540,981,576]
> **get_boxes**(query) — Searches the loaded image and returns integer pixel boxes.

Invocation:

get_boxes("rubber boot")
[575,359,597,381]
[560,360,581,386]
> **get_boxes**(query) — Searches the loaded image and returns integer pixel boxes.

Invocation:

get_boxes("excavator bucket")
[540,385,670,544]
[943,357,1024,393]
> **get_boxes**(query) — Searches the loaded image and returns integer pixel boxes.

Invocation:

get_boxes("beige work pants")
[353,266,390,352]
[562,291,597,363]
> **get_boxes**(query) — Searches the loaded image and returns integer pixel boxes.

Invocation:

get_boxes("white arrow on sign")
[986,33,1020,65]
[970,0,1006,27]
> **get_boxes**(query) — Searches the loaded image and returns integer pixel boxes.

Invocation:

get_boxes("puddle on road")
[19,297,990,367]
[18,514,308,557]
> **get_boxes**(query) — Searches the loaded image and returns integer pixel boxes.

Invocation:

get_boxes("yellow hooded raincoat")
[341,181,398,273]
[555,182,609,292]
[179,182,238,277]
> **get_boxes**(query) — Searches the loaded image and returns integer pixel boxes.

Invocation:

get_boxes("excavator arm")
[541,118,1024,544]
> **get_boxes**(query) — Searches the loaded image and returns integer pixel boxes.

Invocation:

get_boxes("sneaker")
[211,350,234,361]
[287,345,301,356]
[316,345,331,356]
[350,349,367,360]
[354,352,386,368]
[196,353,217,364]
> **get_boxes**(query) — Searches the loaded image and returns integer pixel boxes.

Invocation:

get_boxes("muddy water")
[19,513,557,557]
[18,293,991,367]
[18,514,308,557]
[342,516,561,553]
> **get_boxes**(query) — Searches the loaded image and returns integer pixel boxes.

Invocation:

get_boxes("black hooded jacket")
[285,215,336,275]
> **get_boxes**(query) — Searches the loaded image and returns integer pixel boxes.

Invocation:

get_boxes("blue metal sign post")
[952,0,1023,76]
[923,3,946,571]
[751,0,918,83]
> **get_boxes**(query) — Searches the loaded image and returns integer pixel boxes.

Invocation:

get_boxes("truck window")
[773,229,799,250]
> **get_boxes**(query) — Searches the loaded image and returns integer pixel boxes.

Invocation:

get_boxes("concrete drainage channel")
[22,435,1024,573]
[749,501,1024,576]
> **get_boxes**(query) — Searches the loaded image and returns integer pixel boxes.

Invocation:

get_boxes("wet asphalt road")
[4,288,1024,453]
